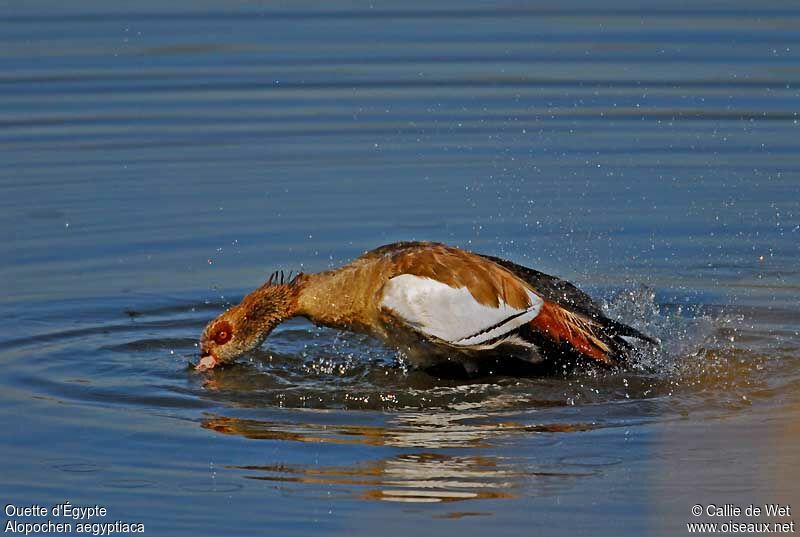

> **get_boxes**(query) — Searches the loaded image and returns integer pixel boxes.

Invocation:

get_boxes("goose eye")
[212,321,233,345]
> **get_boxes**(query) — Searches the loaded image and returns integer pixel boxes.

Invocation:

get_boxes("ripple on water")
[5,289,797,504]
[557,455,624,467]
[231,450,595,503]
[5,289,785,416]
[101,479,157,489]
[47,459,107,474]
[178,482,244,494]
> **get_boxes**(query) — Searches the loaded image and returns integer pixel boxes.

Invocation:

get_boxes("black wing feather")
[480,254,657,350]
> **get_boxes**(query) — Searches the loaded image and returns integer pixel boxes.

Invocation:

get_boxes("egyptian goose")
[197,241,655,374]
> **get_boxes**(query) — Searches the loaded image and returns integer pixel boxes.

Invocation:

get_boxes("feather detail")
[381,274,543,346]
[266,270,301,287]
[529,300,614,364]
[364,242,532,309]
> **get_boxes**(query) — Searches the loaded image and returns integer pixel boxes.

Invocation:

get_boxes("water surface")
[2,2,799,535]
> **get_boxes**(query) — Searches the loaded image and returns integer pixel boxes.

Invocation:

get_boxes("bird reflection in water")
[202,410,597,503]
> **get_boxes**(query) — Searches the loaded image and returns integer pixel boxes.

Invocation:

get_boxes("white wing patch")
[381,274,544,346]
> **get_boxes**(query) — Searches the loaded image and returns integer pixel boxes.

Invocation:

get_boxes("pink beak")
[196,352,220,372]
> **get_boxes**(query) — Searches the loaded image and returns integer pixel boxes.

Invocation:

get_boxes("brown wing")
[364,241,533,310]
[365,242,654,366]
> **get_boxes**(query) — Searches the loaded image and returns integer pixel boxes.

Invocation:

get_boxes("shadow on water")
[203,412,598,503]
[198,405,625,503]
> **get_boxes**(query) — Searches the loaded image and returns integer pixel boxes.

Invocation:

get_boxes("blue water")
[2,2,799,535]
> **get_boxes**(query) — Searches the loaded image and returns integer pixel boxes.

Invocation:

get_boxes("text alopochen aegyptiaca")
[198,241,655,374]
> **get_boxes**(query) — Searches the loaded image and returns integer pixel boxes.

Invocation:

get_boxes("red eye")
[212,321,233,345]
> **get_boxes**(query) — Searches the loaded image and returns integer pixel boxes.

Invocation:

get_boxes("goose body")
[198,241,654,374]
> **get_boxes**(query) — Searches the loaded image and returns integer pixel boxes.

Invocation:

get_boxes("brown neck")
[296,264,383,333]
[236,280,304,345]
